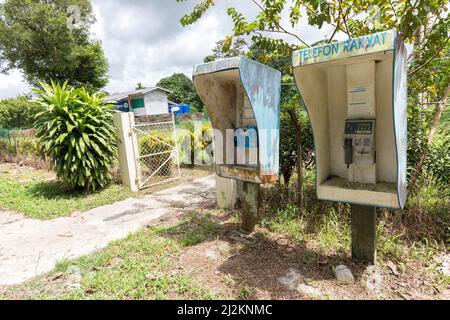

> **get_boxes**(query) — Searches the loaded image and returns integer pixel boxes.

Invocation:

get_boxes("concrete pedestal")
[215,175,237,210]
[239,181,260,232]
[351,205,377,264]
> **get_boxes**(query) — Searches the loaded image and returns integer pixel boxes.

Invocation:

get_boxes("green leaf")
[69,135,76,148]
[78,139,86,153]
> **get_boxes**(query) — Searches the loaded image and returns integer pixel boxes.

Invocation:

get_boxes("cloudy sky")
[0,0,343,98]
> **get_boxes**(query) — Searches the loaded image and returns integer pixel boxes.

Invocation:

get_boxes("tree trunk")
[288,109,304,209]
[409,84,449,192]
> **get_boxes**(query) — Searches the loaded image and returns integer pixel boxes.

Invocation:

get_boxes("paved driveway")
[0,176,215,286]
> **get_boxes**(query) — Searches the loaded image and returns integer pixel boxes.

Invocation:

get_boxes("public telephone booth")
[292,29,408,210]
[193,57,281,183]
[292,30,408,263]
[193,56,281,230]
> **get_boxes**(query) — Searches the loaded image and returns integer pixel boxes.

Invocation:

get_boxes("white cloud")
[0,70,29,98]
[92,0,238,94]
[0,0,336,98]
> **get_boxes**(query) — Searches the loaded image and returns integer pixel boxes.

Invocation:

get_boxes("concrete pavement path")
[0,176,215,286]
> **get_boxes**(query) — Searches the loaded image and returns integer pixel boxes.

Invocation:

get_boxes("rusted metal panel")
[259,174,279,184]
[135,114,172,124]
[239,58,281,179]
[218,165,262,184]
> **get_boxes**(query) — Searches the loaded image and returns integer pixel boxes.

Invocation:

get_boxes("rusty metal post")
[240,181,260,232]
[351,205,377,264]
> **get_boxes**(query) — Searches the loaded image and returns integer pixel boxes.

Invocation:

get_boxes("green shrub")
[0,140,9,153]
[0,132,15,155]
[279,106,314,185]
[408,98,450,188]
[0,95,44,129]
[34,81,117,191]
[425,131,450,187]
[0,128,41,157]
[178,120,212,165]
[17,138,39,156]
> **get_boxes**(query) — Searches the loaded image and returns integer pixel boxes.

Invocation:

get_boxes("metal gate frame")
[132,112,181,190]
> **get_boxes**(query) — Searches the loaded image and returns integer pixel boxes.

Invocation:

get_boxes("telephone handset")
[344,138,353,168]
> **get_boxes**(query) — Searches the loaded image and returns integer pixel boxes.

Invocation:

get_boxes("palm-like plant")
[34,81,117,191]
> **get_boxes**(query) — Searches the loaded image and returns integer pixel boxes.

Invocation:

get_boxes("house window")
[131,98,145,109]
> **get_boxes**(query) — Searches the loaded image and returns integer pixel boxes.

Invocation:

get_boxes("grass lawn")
[0,164,134,220]
[1,205,448,300]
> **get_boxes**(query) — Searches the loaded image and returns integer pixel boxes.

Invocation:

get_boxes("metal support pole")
[351,205,377,264]
[240,182,260,232]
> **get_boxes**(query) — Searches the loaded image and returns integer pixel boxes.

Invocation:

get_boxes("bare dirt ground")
[0,162,55,180]
[163,210,450,300]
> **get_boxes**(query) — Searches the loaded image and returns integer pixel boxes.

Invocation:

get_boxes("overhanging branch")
[250,0,310,47]
[408,36,450,77]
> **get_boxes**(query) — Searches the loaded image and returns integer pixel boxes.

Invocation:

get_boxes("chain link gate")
[132,115,181,190]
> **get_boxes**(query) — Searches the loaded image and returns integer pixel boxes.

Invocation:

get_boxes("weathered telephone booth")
[193,57,281,231]
[292,30,408,263]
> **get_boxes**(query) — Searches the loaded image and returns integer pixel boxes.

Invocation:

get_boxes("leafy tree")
[179,0,449,192]
[408,39,449,190]
[204,37,248,62]
[424,129,450,186]
[0,94,44,129]
[34,81,117,191]
[179,0,448,64]
[0,0,108,90]
[156,73,204,112]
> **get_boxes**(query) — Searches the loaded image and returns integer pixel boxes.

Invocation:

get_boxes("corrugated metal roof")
[105,86,172,102]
